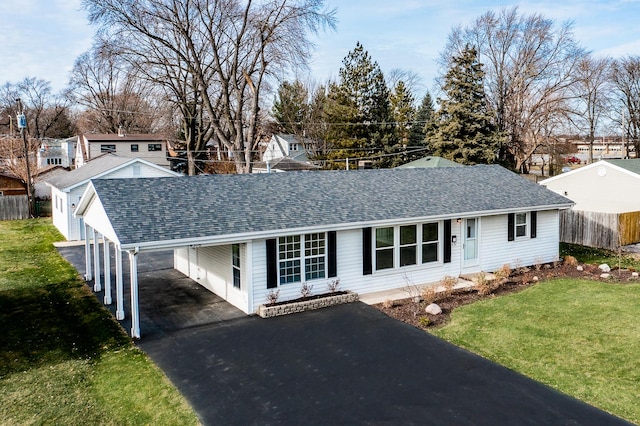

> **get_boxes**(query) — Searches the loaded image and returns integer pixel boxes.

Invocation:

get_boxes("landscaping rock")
[576,265,584,271]
[600,273,611,279]
[425,303,442,315]
[633,272,639,278]
[533,276,539,282]
[598,264,611,272]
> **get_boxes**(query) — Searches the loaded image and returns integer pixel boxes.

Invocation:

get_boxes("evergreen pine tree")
[272,80,309,136]
[389,80,416,166]
[428,45,501,165]
[324,42,396,168]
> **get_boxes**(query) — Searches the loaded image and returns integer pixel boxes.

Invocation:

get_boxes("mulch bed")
[374,261,639,330]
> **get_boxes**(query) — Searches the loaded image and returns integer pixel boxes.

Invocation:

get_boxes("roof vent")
[118,125,125,137]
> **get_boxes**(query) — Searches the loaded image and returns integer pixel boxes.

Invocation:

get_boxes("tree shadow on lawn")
[0,280,130,377]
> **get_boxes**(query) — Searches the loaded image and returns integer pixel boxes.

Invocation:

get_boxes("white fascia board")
[74,181,97,217]
[64,158,180,192]
[119,204,573,252]
[81,195,120,245]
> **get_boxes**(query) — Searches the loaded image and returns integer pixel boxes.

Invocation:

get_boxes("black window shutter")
[328,231,337,278]
[443,220,452,264]
[508,213,515,241]
[362,227,372,275]
[530,211,537,239]
[266,239,277,288]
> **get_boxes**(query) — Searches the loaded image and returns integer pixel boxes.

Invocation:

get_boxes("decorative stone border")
[257,291,359,318]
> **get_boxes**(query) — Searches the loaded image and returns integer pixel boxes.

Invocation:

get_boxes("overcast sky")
[1,0,639,97]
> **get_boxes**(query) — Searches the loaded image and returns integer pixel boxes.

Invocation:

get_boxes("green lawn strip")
[0,219,198,425]
[432,279,640,424]
[561,242,640,270]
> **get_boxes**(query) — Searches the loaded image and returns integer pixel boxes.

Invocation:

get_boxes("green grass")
[0,219,198,425]
[561,242,640,270]
[432,278,640,424]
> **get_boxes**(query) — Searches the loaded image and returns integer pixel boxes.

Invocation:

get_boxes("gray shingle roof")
[47,154,133,190]
[89,165,572,247]
[397,156,463,168]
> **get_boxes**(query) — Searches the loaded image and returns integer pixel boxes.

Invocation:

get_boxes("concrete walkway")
[359,277,477,305]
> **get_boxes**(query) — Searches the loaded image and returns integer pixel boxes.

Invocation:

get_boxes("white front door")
[464,218,478,265]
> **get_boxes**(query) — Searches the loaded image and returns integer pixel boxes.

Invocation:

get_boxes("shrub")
[266,289,280,305]
[381,299,396,309]
[327,278,341,293]
[439,275,457,298]
[421,285,437,304]
[564,255,578,266]
[474,272,494,296]
[494,264,511,281]
[300,282,313,298]
[418,317,431,328]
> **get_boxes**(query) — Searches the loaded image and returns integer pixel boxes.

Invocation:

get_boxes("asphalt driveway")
[58,244,629,425]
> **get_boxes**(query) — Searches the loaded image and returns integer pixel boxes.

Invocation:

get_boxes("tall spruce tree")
[324,42,396,168]
[428,45,500,165]
[406,91,435,162]
[272,80,309,136]
[389,80,416,166]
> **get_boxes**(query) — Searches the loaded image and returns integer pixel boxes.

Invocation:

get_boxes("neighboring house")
[75,132,171,169]
[0,172,26,196]
[540,159,640,213]
[252,157,321,173]
[75,165,572,337]
[34,165,68,199]
[397,156,463,169]
[37,138,75,168]
[262,134,312,163]
[540,159,640,249]
[48,154,181,241]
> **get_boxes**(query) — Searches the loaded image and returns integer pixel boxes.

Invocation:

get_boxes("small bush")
[300,282,314,298]
[381,299,396,309]
[564,255,578,266]
[327,278,340,293]
[421,285,437,304]
[494,264,511,281]
[439,275,457,298]
[266,289,280,305]
[418,317,431,328]
[474,272,494,296]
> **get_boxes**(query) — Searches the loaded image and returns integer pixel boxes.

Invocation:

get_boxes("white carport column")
[129,250,140,339]
[92,229,102,292]
[115,248,125,320]
[103,238,112,305]
[84,224,92,281]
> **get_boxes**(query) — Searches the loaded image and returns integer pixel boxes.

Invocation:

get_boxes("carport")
[57,243,245,339]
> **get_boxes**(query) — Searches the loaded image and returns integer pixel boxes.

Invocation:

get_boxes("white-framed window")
[399,225,417,267]
[148,143,162,151]
[515,212,527,238]
[422,222,439,263]
[375,222,440,271]
[278,233,326,284]
[290,143,299,151]
[232,244,241,289]
[304,233,326,280]
[375,227,395,270]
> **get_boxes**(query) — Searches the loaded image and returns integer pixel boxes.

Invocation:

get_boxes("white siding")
[542,163,640,213]
[51,187,70,239]
[246,214,559,312]
[479,211,560,272]
[174,244,250,313]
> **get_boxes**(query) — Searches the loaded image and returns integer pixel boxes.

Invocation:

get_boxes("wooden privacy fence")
[0,195,29,220]
[560,210,640,250]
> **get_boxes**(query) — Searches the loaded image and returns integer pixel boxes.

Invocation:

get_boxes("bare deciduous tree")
[82,0,336,174]
[570,56,612,163]
[69,50,159,134]
[440,7,585,172]
[610,56,640,156]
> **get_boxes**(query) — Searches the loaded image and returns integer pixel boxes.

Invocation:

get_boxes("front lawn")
[0,219,198,425]
[432,278,640,424]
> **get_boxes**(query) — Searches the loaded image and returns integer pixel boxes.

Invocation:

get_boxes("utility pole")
[16,98,35,217]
